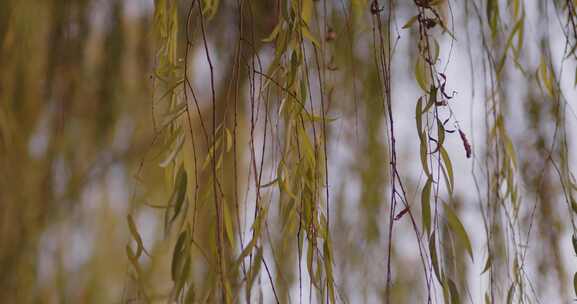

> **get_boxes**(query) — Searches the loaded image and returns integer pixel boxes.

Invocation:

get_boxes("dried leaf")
[458,129,472,158]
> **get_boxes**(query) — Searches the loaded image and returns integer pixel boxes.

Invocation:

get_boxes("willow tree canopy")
[1,0,577,303]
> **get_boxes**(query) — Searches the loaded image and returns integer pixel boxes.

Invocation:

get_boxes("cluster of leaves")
[122,0,577,303]
[4,0,577,303]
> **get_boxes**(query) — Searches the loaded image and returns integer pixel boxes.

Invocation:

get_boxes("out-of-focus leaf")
[171,230,188,281]
[481,254,492,274]
[415,57,430,91]
[184,283,196,304]
[444,203,474,261]
[539,57,556,97]
[502,133,517,169]
[159,133,185,167]
[126,245,142,275]
[506,283,515,304]
[431,38,440,63]
[573,272,577,298]
[301,0,313,25]
[447,278,460,304]
[262,21,282,42]
[223,204,235,247]
[302,25,320,48]
[127,214,148,257]
[225,128,232,152]
[570,196,577,214]
[170,165,188,223]
[260,178,278,188]
[201,138,221,170]
[402,15,419,29]
[429,232,443,283]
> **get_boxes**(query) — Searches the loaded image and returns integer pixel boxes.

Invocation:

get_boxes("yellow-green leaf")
[573,272,577,298]
[301,0,313,25]
[262,21,282,42]
[429,232,443,283]
[301,25,320,48]
[422,178,432,233]
[416,97,424,139]
[447,278,460,304]
[170,165,188,222]
[415,57,430,91]
[481,254,492,274]
[444,203,474,261]
[440,146,454,193]
[402,15,419,29]
[506,283,515,304]
[223,204,235,247]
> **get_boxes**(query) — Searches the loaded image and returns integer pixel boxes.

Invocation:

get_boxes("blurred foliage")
[1,0,577,303]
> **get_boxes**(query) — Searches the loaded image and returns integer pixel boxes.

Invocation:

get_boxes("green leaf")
[225,128,232,152]
[127,214,148,257]
[539,57,556,97]
[431,38,440,63]
[302,25,320,48]
[262,21,282,42]
[444,203,474,261]
[438,20,456,40]
[323,237,336,303]
[447,278,460,304]
[126,245,142,275]
[428,85,437,110]
[574,272,577,298]
[421,178,432,233]
[572,234,577,255]
[502,133,517,169]
[571,196,577,214]
[201,137,222,170]
[402,15,419,29]
[246,247,263,297]
[175,255,191,297]
[416,97,424,139]
[170,165,188,223]
[260,178,278,188]
[171,230,188,281]
[437,118,446,147]
[159,131,185,168]
[506,283,515,304]
[440,146,454,193]
[223,204,235,247]
[300,0,313,25]
[429,232,443,283]
[420,136,431,177]
[184,282,196,303]
[481,254,492,274]
[415,57,430,91]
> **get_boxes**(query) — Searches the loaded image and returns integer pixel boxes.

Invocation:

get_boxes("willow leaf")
[444,203,474,261]
[422,178,432,233]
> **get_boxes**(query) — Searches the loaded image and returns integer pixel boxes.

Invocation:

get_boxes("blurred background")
[1,0,577,303]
